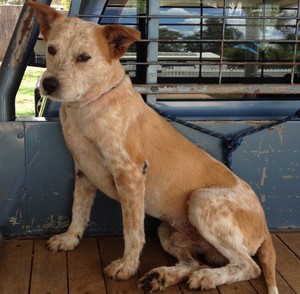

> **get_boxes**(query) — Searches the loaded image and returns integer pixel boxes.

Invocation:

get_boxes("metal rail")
[0,0,52,122]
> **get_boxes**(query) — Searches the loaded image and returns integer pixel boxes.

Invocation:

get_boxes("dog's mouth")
[40,76,81,102]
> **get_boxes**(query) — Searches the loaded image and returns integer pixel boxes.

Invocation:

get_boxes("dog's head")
[27,2,140,103]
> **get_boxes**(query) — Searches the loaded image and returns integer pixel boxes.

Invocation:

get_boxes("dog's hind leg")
[47,168,97,252]
[187,188,262,290]
[139,222,202,292]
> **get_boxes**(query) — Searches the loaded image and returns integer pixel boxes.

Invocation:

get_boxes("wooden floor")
[0,232,299,294]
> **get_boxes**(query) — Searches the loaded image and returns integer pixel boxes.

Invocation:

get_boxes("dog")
[27,3,278,293]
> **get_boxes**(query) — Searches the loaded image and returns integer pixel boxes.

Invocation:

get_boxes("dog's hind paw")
[47,232,80,252]
[139,271,166,292]
[104,257,138,280]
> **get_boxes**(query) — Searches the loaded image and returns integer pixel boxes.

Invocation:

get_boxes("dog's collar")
[101,74,126,97]
[66,74,126,108]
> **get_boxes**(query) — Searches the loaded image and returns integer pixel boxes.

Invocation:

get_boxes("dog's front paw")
[47,232,80,252]
[104,257,138,280]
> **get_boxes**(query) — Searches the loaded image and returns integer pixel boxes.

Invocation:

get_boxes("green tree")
[0,0,70,9]
[185,18,244,54]
[158,27,185,52]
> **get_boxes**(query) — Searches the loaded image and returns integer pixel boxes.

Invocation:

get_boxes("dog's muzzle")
[42,76,60,95]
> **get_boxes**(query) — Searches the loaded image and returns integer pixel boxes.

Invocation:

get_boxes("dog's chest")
[61,105,132,172]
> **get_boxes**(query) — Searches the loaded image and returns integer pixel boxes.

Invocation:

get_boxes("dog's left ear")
[103,25,141,59]
[26,2,65,41]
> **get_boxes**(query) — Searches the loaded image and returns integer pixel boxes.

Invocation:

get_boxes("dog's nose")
[42,77,59,95]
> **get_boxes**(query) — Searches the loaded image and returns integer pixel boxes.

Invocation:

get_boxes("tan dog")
[28,3,278,293]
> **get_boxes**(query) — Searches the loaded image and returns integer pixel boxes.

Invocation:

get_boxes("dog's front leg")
[104,168,146,280]
[47,168,97,252]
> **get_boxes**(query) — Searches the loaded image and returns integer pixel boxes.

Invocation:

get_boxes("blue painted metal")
[154,100,300,121]
[1,119,299,237]
[0,122,25,232]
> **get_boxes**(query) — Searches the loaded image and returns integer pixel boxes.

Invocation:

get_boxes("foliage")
[185,18,244,54]
[16,66,45,116]
[159,27,185,52]
[0,0,71,9]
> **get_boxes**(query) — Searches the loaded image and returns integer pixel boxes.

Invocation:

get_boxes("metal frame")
[75,0,300,97]
[0,0,52,122]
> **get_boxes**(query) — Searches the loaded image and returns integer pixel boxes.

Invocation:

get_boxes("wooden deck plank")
[180,282,220,294]
[251,266,296,294]
[30,239,68,294]
[277,232,300,259]
[217,281,257,294]
[0,239,33,294]
[0,232,299,294]
[98,237,141,293]
[272,234,300,293]
[68,238,106,294]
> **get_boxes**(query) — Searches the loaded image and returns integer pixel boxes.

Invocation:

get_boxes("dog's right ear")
[26,2,64,41]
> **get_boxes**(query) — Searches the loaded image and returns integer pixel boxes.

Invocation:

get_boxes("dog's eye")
[76,53,91,63]
[48,45,57,55]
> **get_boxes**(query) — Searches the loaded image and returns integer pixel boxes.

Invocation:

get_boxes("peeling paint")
[28,151,40,168]
[11,6,35,68]
[261,194,267,203]
[282,175,299,179]
[8,217,20,226]
[260,167,267,186]
[251,142,270,157]
[42,215,70,231]
[275,126,285,144]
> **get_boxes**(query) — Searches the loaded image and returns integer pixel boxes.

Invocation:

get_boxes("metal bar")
[77,0,107,22]
[291,0,300,84]
[146,0,160,104]
[68,0,82,17]
[124,61,300,66]
[0,0,52,122]
[77,14,300,20]
[133,83,300,95]
[136,39,300,43]
[218,0,227,84]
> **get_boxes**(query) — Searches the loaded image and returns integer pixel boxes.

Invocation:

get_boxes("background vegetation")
[16,66,44,116]
[0,0,71,9]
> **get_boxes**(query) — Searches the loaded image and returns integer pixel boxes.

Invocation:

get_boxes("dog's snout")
[42,77,60,95]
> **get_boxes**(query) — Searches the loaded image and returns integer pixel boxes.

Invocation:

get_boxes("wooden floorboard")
[30,239,68,294]
[68,238,106,294]
[0,239,33,294]
[272,234,300,293]
[0,233,299,294]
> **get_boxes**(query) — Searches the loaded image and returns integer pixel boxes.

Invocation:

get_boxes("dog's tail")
[257,230,279,294]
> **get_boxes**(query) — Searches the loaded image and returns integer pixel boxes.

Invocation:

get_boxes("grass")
[16,66,45,116]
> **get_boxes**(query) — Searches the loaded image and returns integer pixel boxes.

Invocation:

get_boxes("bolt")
[151,86,158,92]
[17,133,24,139]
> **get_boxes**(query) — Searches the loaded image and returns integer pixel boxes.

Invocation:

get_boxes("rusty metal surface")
[0,1,51,122]
[134,83,300,95]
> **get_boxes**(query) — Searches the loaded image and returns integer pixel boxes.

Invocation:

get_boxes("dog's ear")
[26,2,64,41]
[103,25,141,59]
